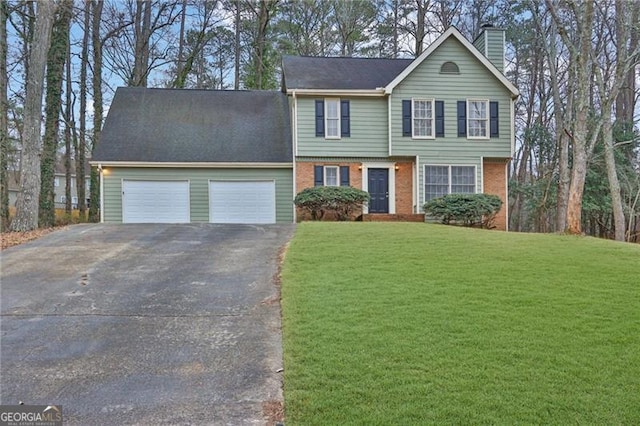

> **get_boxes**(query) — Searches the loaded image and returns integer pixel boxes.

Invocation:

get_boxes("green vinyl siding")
[485,29,505,72]
[296,97,388,157]
[102,167,293,223]
[472,33,485,56]
[390,36,512,159]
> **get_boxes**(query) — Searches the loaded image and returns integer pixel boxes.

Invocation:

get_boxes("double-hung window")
[424,165,476,201]
[325,99,340,139]
[324,166,339,186]
[412,99,434,138]
[314,165,350,187]
[467,99,489,139]
[316,99,350,139]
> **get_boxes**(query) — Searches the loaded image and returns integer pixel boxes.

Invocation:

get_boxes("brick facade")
[482,159,509,231]
[296,161,415,220]
[394,162,414,214]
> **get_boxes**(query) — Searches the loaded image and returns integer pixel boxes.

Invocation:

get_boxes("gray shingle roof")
[93,87,292,163]
[282,55,413,90]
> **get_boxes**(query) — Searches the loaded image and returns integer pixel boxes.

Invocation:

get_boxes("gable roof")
[282,27,519,99]
[282,56,412,91]
[92,87,292,165]
[384,26,519,97]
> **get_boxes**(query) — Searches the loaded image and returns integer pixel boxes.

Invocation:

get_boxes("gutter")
[285,88,385,97]
[88,161,294,169]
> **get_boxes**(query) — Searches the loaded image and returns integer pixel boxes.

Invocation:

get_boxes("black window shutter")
[490,101,499,137]
[315,100,324,137]
[340,166,350,186]
[457,101,466,137]
[435,100,445,137]
[314,165,324,186]
[402,100,412,136]
[341,100,350,137]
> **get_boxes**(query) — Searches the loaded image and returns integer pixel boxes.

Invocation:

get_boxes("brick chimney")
[472,23,505,73]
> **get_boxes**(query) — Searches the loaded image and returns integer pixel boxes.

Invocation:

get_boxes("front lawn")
[280,223,640,425]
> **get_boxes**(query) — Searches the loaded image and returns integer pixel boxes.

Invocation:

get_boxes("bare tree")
[64,26,72,216]
[76,0,91,220]
[0,1,9,230]
[88,0,103,222]
[546,0,600,235]
[40,0,73,228]
[10,1,56,232]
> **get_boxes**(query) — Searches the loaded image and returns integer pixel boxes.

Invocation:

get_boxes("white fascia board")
[285,88,385,97]
[89,161,293,169]
[384,27,520,99]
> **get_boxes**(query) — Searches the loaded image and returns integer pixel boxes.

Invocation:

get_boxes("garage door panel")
[123,180,190,223]
[210,181,275,224]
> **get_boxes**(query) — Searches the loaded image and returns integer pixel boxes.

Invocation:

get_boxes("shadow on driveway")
[1,223,295,425]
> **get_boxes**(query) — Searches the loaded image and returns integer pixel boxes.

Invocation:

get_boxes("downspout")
[415,155,419,214]
[292,91,298,222]
[98,163,104,223]
[505,160,509,231]
[387,93,392,156]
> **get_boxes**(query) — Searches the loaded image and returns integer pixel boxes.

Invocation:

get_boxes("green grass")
[280,223,640,425]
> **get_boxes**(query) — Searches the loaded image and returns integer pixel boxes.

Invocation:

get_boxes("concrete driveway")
[0,223,295,425]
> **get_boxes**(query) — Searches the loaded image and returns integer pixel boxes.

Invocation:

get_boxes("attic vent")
[440,61,460,74]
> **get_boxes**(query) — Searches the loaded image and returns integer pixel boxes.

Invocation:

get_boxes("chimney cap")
[481,23,495,28]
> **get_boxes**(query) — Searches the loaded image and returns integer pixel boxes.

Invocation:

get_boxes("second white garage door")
[122,180,190,223]
[209,180,276,224]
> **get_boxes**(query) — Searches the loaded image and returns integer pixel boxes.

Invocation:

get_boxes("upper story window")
[325,99,340,138]
[54,177,60,187]
[468,99,489,139]
[403,99,444,138]
[440,61,460,74]
[457,100,499,139]
[412,99,434,138]
[315,99,350,139]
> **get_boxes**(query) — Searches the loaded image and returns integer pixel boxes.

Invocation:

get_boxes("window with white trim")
[424,165,476,201]
[468,99,488,138]
[54,177,60,187]
[325,99,340,138]
[412,99,434,138]
[324,166,339,186]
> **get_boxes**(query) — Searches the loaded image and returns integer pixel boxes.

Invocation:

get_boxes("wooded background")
[1,0,638,241]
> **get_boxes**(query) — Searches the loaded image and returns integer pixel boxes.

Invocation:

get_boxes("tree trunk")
[547,0,594,235]
[131,0,151,87]
[234,0,241,90]
[77,0,90,220]
[0,1,9,230]
[253,0,272,90]
[89,0,103,222]
[174,0,187,87]
[40,0,73,228]
[10,1,56,232]
[601,115,626,241]
[64,18,73,215]
[414,0,428,56]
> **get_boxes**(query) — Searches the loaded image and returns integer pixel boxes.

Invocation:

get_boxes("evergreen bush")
[424,193,502,228]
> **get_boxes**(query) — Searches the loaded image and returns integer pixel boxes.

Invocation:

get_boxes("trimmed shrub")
[294,186,370,221]
[423,193,503,229]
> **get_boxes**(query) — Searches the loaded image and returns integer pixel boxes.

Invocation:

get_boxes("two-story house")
[92,25,517,229]
[282,25,519,230]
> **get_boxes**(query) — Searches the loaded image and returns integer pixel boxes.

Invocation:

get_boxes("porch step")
[361,214,425,222]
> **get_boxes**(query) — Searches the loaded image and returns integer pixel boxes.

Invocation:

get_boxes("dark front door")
[368,168,389,213]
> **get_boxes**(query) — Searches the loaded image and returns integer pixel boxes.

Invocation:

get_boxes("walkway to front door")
[368,168,389,213]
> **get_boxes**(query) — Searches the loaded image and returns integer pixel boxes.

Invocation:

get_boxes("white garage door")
[122,180,190,223]
[209,181,276,224]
